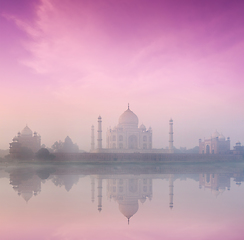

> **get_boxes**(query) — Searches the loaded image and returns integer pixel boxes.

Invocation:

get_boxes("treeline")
[173,146,199,153]
[6,136,82,160]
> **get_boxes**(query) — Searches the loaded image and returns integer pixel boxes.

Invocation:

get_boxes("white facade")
[106,106,152,151]
[92,105,173,153]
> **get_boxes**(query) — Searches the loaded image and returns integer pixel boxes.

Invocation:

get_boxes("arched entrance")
[206,145,210,154]
[128,135,137,149]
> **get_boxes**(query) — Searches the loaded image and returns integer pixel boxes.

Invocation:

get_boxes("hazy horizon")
[1,0,244,151]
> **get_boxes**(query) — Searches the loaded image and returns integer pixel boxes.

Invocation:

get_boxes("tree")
[36,148,55,160]
[51,141,63,153]
[51,137,79,153]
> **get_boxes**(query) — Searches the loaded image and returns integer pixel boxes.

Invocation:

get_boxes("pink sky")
[0,0,244,150]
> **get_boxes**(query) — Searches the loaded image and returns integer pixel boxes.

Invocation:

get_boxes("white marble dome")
[118,107,139,127]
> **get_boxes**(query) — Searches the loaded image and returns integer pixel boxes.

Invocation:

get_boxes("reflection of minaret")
[169,174,174,209]
[91,125,95,151]
[91,176,95,203]
[97,116,102,150]
[169,119,174,153]
[97,178,103,212]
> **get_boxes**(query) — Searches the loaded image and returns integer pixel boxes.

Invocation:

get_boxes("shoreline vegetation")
[1,159,244,177]
[1,152,243,164]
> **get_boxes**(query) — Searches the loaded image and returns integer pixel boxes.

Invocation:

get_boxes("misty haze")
[1,0,244,239]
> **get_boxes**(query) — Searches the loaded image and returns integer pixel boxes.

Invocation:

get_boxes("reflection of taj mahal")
[91,174,175,223]
[91,105,174,153]
[107,176,153,223]
[5,164,243,223]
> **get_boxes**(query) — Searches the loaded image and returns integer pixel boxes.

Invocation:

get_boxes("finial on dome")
[128,218,130,225]
[128,103,130,110]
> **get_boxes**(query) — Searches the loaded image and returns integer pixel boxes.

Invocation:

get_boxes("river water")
[0,162,244,240]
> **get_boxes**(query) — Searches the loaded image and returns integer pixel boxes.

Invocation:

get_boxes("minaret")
[97,116,102,150]
[91,125,95,151]
[91,176,95,203]
[169,174,174,209]
[169,119,174,153]
[97,178,103,212]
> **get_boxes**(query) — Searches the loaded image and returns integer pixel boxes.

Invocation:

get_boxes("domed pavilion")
[9,125,41,158]
[106,104,152,151]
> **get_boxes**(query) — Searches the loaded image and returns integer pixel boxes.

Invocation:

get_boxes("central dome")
[21,125,33,136]
[118,107,139,127]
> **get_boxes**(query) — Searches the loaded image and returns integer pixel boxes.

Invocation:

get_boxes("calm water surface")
[0,162,244,240]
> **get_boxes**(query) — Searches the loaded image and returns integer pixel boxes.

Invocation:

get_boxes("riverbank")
[2,152,243,164]
[50,152,244,163]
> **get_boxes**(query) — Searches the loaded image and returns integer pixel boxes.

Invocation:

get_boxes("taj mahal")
[91,104,174,153]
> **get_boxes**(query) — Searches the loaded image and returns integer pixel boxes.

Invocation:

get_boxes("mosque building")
[9,125,41,158]
[199,131,230,154]
[91,105,174,153]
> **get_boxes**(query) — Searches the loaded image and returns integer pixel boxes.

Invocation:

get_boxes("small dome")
[13,136,18,141]
[21,126,33,136]
[118,107,138,127]
[211,131,220,139]
[218,133,225,141]
[139,124,146,130]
